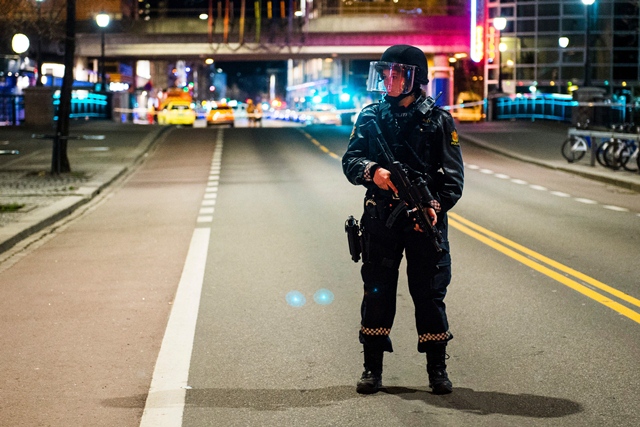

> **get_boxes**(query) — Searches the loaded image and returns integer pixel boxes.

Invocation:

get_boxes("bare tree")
[0,0,65,80]
[51,0,75,175]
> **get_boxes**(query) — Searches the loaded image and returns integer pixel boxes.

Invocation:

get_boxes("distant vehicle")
[157,101,196,126]
[207,104,235,127]
[451,91,484,122]
[305,103,342,126]
[233,103,248,120]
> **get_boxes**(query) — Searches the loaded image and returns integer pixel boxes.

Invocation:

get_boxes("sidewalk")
[456,120,640,193]
[1,119,639,255]
[0,121,168,254]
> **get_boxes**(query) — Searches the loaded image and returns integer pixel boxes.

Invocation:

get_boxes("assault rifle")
[368,120,445,253]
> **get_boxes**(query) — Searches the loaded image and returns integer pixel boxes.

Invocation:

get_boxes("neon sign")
[470,0,485,62]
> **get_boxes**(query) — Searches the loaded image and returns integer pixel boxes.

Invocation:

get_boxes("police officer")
[342,45,464,394]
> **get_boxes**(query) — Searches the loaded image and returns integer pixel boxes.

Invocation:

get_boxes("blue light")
[286,291,306,307]
[313,289,335,305]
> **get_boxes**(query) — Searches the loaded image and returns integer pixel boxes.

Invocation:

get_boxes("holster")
[345,215,363,263]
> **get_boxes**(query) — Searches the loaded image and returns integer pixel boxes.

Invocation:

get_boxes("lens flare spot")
[313,289,334,305]
[286,291,306,307]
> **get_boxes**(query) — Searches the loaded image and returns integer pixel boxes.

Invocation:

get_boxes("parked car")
[157,101,196,126]
[207,104,235,127]
[451,91,484,122]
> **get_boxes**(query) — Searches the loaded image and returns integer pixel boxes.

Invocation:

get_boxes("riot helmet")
[366,45,429,96]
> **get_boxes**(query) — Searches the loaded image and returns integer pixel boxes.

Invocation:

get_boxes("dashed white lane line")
[140,128,224,427]
[575,198,598,205]
[466,163,637,216]
[530,185,548,191]
[603,205,630,212]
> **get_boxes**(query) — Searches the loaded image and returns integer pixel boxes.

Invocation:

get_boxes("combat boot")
[426,343,453,395]
[356,347,383,394]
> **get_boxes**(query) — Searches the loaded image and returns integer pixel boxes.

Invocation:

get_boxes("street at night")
[0,122,638,426]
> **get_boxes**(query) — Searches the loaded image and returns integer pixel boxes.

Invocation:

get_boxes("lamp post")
[95,12,110,91]
[35,0,45,86]
[558,37,569,89]
[582,0,595,87]
[493,17,507,93]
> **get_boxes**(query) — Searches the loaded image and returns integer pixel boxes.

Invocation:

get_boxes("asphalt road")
[0,124,639,426]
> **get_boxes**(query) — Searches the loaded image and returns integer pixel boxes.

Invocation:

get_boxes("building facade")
[483,0,640,97]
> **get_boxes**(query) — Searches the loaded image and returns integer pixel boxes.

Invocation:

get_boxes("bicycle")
[561,134,590,163]
[561,121,609,165]
[601,124,639,172]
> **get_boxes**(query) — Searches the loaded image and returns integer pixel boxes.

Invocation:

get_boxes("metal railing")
[135,1,467,19]
[318,0,467,17]
[491,94,633,127]
[493,94,576,122]
[0,94,25,126]
[53,91,109,121]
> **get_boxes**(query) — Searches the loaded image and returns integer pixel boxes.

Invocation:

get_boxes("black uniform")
[342,95,464,354]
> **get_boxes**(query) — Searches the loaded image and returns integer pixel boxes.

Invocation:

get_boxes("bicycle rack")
[567,128,640,166]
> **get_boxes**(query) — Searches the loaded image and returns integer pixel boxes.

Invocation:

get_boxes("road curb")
[0,126,169,255]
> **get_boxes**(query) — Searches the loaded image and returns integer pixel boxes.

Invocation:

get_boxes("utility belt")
[363,192,410,229]
[344,193,406,265]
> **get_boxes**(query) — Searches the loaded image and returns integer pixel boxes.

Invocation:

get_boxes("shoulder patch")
[451,130,460,145]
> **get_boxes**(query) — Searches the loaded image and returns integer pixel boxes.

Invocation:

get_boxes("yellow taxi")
[207,104,235,127]
[157,101,197,126]
[451,91,484,122]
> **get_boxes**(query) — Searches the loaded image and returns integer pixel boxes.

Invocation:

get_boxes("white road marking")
[140,128,224,427]
[529,185,548,191]
[139,227,210,427]
[511,179,528,185]
[575,198,598,205]
[603,205,629,212]
[468,162,637,216]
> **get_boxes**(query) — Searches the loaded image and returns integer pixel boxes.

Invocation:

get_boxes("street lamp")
[11,34,30,55]
[582,0,595,87]
[493,17,507,93]
[95,12,110,91]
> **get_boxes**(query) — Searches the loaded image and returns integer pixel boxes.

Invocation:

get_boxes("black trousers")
[359,202,453,353]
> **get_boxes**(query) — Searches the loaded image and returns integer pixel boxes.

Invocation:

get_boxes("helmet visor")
[366,61,416,95]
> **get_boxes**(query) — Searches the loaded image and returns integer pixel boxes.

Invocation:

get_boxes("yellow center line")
[299,129,340,159]
[448,213,640,325]
[300,126,638,322]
